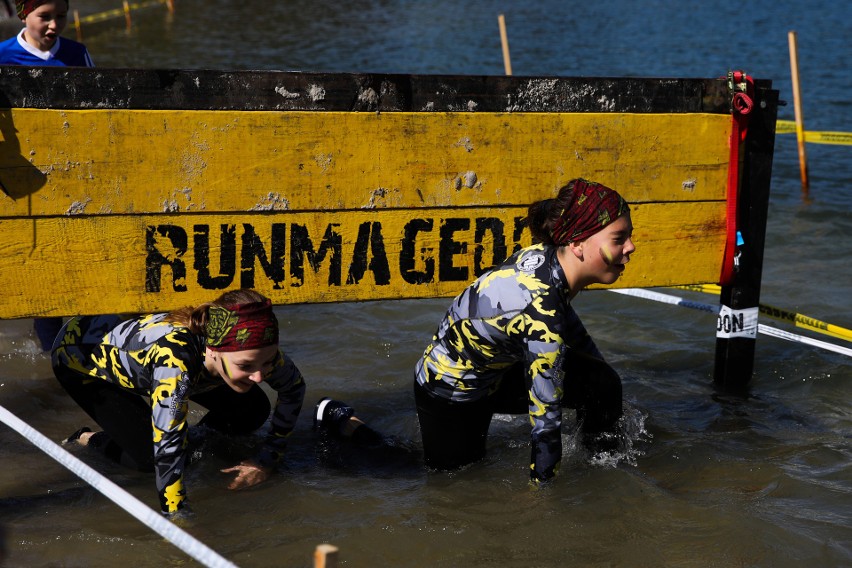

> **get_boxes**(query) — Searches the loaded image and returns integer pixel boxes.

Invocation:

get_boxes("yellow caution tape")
[674,284,722,295]
[77,0,169,24]
[803,130,852,145]
[776,120,852,146]
[672,285,852,343]
[776,120,797,134]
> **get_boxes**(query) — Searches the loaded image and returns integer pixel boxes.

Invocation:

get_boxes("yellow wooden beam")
[1,201,723,318]
[0,108,732,318]
[1,110,730,215]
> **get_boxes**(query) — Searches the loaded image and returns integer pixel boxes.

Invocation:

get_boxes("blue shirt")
[0,29,94,67]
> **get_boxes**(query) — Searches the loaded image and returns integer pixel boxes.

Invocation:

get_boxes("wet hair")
[163,289,270,336]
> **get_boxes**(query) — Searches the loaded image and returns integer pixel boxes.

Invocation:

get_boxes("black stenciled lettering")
[512,216,527,254]
[473,217,507,277]
[240,223,287,289]
[731,313,744,333]
[145,225,188,293]
[290,223,342,287]
[347,221,391,285]
[194,224,237,290]
[400,218,435,284]
[439,218,470,282]
[717,313,741,334]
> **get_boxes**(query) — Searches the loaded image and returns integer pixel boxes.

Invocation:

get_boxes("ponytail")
[526,197,561,245]
[163,289,271,338]
[162,303,212,335]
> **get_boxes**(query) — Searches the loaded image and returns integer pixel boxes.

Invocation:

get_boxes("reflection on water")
[1,0,851,566]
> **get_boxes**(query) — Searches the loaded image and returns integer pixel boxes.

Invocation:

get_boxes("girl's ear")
[568,241,584,260]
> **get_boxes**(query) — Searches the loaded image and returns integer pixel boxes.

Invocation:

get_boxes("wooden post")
[788,31,809,201]
[713,83,779,390]
[314,544,339,568]
[498,14,512,76]
[123,1,132,31]
[73,9,82,42]
[166,0,175,14]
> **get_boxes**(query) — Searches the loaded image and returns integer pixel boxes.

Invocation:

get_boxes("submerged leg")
[414,382,493,471]
[314,397,386,447]
[54,369,155,471]
[314,397,420,470]
[191,384,270,435]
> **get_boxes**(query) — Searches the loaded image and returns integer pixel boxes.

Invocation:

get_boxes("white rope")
[0,404,239,568]
[756,323,852,356]
[609,287,719,314]
[609,288,852,358]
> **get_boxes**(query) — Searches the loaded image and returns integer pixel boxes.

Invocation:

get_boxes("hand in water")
[221,461,270,490]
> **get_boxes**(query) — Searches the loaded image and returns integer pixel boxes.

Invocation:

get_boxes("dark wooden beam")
[0,67,755,113]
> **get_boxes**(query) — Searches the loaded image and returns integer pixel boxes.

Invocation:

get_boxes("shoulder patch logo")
[517,253,545,272]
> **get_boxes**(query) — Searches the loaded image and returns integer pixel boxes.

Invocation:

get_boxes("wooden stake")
[123,1,132,31]
[73,9,82,42]
[314,544,339,568]
[498,14,512,76]
[788,30,809,200]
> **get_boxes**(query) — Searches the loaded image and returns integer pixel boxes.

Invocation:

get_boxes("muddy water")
[1,0,850,566]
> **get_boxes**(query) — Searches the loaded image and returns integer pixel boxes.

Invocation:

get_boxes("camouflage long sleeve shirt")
[415,243,602,481]
[52,313,305,514]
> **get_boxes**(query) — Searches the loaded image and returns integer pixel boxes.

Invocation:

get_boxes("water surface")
[1,1,850,566]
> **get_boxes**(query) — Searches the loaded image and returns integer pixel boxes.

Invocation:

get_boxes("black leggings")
[415,351,623,471]
[55,368,270,472]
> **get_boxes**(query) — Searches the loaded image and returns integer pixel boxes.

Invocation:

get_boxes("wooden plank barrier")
[0,68,778,385]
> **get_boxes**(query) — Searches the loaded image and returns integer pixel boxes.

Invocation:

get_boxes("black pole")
[713,81,779,390]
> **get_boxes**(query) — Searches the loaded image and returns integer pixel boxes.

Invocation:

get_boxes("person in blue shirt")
[1,0,93,350]
[0,0,93,67]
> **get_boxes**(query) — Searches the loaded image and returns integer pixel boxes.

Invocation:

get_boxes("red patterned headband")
[550,179,629,246]
[205,300,279,352]
[16,0,62,19]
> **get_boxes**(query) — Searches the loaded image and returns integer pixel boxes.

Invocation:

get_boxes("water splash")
[577,403,652,468]
[0,335,44,362]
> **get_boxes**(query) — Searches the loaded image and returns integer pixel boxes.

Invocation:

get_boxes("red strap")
[719,71,754,286]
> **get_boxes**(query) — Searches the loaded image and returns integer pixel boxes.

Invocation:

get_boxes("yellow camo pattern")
[151,375,183,443]
[50,313,306,515]
[162,478,185,514]
[415,245,602,480]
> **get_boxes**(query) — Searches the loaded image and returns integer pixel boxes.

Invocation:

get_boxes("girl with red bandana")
[0,1,93,66]
[53,289,306,518]
[414,178,636,482]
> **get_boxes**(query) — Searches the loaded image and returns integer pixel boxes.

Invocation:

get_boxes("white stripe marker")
[609,288,852,358]
[0,404,239,568]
